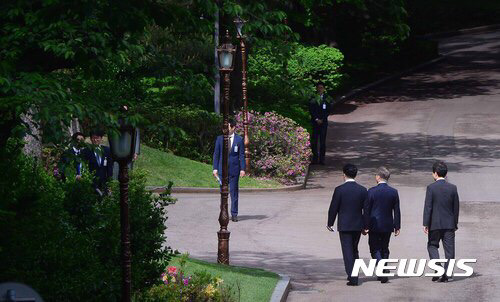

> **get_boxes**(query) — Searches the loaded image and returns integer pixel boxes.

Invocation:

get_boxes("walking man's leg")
[428,230,442,281]
[229,175,239,221]
[442,230,456,280]
[339,232,358,285]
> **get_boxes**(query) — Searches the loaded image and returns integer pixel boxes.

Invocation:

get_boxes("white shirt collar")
[436,177,445,181]
[345,178,356,183]
[378,180,387,184]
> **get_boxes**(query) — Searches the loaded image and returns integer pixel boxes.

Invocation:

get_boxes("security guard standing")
[309,82,332,165]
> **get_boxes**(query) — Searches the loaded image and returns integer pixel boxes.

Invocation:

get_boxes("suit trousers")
[427,229,455,274]
[369,232,392,262]
[339,231,362,283]
[229,175,240,216]
[311,122,328,162]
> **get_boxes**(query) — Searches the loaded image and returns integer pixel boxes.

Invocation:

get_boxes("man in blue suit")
[363,166,401,283]
[213,118,246,222]
[327,164,368,286]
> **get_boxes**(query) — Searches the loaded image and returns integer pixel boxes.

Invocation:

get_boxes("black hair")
[90,129,104,137]
[432,161,448,177]
[228,117,237,128]
[343,163,358,179]
[316,81,325,87]
[72,131,84,141]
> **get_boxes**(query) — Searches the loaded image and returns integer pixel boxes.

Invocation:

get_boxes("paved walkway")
[165,30,500,301]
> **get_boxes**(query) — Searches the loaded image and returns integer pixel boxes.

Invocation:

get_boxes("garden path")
[166,29,500,301]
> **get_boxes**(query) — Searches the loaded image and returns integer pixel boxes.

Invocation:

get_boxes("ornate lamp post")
[216,30,236,265]
[234,16,251,173]
[109,111,137,302]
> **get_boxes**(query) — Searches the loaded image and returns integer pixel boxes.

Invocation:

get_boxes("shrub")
[0,139,173,301]
[142,105,221,163]
[247,43,344,129]
[136,255,236,302]
[288,44,344,92]
[235,111,311,183]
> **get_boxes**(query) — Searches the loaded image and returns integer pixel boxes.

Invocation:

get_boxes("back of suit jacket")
[423,180,460,230]
[364,183,401,232]
[328,182,368,231]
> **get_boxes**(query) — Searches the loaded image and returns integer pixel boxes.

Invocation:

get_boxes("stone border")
[146,165,311,194]
[270,274,291,302]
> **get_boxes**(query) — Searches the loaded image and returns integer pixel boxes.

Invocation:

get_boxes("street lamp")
[234,16,251,173]
[216,30,236,265]
[109,112,137,302]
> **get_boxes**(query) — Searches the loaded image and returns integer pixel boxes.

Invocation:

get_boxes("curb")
[147,165,311,194]
[419,23,500,40]
[270,274,291,302]
[333,56,445,105]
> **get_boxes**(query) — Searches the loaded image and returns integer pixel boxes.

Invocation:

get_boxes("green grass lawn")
[135,145,281,188]
[169,256,280,302]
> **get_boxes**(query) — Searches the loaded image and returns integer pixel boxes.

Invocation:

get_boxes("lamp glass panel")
[110,131,133,159]
[219,51,233,69]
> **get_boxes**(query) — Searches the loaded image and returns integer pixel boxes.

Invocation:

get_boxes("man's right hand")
[423,226,429,234]
[213,170,218,178]
[316,119,323,125]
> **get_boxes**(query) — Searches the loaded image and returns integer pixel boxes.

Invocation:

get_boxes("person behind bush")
[212,118,246,222]
[309,82,332,165]
[57,131,85,181]
[82,129,114,196]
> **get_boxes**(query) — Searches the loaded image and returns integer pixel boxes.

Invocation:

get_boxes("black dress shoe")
[346,281,358,286]
[380,277,389,283]
[439,276,449,283]
[231,216,238,222]
[432,276,440,282]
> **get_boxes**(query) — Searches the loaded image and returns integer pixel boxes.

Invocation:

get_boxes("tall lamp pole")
[109,109,138,302]
[234,16,251,173]
[216,30,236,265]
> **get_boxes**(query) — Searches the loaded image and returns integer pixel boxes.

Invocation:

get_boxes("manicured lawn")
[169,256,280,302]
[135,145,281,188]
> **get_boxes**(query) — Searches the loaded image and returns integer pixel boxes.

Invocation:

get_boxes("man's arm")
[239,138,245,172]
[453,186,460,230]
[328,187,341,227]
[363,191,373,230]
[423,186,433,231]
[213,137,220,173]
[394,191,401,231]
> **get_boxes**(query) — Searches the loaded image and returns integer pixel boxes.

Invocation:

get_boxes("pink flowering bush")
[235,111,311,183]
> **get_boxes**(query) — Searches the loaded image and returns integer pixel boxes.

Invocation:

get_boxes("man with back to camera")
[423,161,460,282]
[327,163,368,286]
[363,166,401,283]
[309,82,332,165]
[213,118,246,222]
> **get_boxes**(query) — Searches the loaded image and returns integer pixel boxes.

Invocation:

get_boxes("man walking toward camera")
[363,166,401,284]
[309,82,332,165]
[423,161,460,283]
[213,118,246,222]
[327,164,367,286]
[83,130,114,196]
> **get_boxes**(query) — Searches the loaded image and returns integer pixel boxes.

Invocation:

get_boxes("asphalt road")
[165,30,500,302]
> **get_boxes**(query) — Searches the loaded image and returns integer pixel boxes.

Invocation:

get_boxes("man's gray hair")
[376,166,391,181]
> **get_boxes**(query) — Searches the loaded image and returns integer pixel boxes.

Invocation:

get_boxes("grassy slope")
[169,257,279,302]
[135,145,281,188]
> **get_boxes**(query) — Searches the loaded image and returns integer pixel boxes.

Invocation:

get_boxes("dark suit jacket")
[328,181,368,231]
[59,147,84,179]
[423,179,460,230]
[364,183,401,232]
[309,94,332,125]
[213,134,245,177]
[82,145,113,188]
